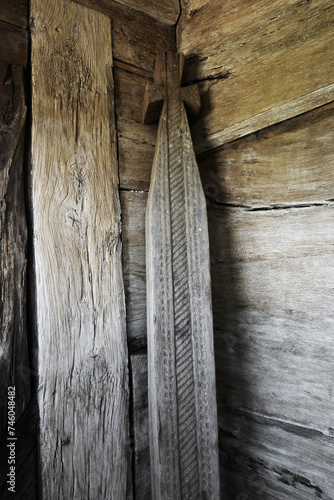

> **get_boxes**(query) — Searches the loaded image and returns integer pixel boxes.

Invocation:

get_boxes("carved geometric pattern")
[145,52,220,499]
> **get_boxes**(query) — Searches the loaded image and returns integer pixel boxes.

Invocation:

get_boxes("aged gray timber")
[145,52,219,498]
[30,0,131,497]
[0,63,29,437]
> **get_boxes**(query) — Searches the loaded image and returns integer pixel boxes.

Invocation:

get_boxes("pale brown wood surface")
[30,0,131,497]
[0,63,29,436]
[199,102,334,207]
[0,21,28,67]
[73,0,179,25]
[178,0,334,152]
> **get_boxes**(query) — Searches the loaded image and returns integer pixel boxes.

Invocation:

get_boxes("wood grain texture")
[74,0,175,73]
[219,404,334,500]
[130,354,151,499]
[73,0,179,25]
[120,191,147,351]
[146,53,219,498]
[208,202,334,432]
[0,21,28,67]
[0,0,28,29]
[199,102,334,207]
[0,63,29,437]
[30,0,131,497]
[178,0,334,152]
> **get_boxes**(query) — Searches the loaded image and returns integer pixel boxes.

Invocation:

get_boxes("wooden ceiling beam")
[73,0,180,25]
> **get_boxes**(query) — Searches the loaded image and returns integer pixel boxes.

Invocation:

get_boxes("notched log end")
[142,80,164,124]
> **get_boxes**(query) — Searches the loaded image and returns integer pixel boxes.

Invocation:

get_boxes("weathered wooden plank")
[0,63,29,438]
[73,0,179,25]
[208,203,334,432]
[199,102,334,207]
[218,404,334,500]
[74,0,175,73]
[130,354,151,499]
[178,0,334,151]
[0,0,28,29]
[119,137,153,191]
[120,191,147,350]
[146,52,219,498]
[0,21,28,67]
[30,0,131,497]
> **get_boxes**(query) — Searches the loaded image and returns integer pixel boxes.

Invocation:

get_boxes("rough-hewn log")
[73,0,180,26]
[0,0,28,29]
[0,62,29,437]
[30,0,131,497]
[74,0,175,74]
[145,52,219,498]
[0,21,28,68]
[178,0,334,151]
[198,102,334,207]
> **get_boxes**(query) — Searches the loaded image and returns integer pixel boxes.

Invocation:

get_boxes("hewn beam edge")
[194,82,334,155]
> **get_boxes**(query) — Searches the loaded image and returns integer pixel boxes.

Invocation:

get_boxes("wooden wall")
[178,1,334,498]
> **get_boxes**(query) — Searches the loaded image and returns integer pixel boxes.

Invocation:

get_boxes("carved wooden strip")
[30,0,131,497]
[0,62,29,438]
[146,52,219,498]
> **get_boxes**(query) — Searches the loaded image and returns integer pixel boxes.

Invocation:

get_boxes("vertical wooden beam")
[0,62,29,437]
[30,0,131,497]
[145,53,220,498]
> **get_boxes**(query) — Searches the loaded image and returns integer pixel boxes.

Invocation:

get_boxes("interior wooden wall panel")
[218,405,334,499]
[121,191,147,351]
[198,102,334,207]
[209,203,334,431]
[0,62,29,437]
[30,0,131,497]
[0,0,28,29]
[178,0,334,152]
[74,0,175,73]
[0,21,28,67]
[73,0,179,26]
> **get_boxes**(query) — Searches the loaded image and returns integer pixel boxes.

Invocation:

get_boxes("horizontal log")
[199,102,334,207]
[0,21,28,67]
[218,404,334,499]
[178,0,334,151]
[0,0,28,29]
[73,0,179,25]
[209,203,334,431]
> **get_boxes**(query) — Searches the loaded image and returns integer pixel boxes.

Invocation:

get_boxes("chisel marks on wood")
[30,0,131,497]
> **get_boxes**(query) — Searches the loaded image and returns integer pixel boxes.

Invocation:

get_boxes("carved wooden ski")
[144,52,220,499]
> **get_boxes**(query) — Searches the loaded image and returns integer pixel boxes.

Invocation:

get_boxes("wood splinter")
[143,51,220,499]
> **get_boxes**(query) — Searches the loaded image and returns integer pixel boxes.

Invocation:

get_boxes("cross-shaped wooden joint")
[142,51,201,125]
